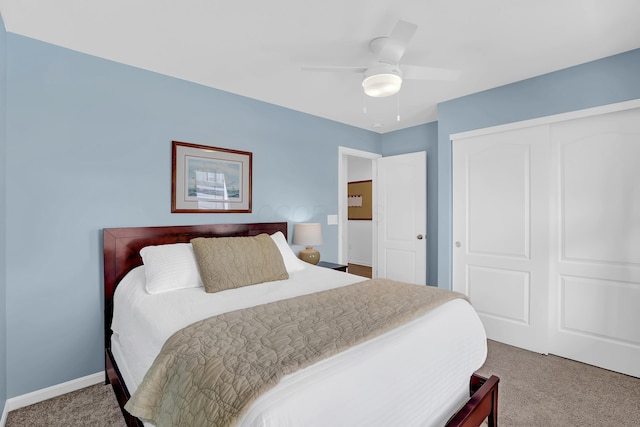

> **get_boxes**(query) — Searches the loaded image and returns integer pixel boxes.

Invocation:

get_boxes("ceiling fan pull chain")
[396,92,401,122]
[363,92,367,114]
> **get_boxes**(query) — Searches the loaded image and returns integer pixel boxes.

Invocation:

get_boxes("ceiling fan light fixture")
[362,72,402,97]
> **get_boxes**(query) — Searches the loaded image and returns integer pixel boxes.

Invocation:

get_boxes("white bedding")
[111,263,487,427]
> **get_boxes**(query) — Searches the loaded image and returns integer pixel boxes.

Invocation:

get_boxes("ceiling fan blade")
[301,66,367,74]
[401,64,462,81]
[378,20,417,65]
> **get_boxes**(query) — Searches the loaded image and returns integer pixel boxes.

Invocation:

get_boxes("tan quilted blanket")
[125,279,468,426]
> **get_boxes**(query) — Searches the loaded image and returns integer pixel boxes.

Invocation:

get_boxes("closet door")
[549,107,640,377]
[453,125,550,354]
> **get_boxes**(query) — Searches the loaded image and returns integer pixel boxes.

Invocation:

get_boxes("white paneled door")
[453,126,551,354]
[548,108,640,377]
[453,104,640,377]
[377,152,427,285]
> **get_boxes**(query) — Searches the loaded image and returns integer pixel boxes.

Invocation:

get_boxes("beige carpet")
[6,380,125,426]
[7,340,640,426]
[476,340,640,426]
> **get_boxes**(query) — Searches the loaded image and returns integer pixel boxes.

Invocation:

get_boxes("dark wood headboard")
[103,222,288,348]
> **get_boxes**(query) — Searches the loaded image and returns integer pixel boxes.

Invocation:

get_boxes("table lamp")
[293,223,323,264]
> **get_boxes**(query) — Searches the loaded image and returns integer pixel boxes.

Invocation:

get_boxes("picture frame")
[171,141,252,213]
[348,180,373,220]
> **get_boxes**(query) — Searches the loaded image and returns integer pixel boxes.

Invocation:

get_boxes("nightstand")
[316,261,348,272]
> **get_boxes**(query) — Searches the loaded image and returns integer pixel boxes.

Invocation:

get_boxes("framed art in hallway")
[171,140,252,213]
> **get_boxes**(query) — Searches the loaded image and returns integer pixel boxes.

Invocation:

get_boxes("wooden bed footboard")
[446,374,500,427]
[107,347,499,427]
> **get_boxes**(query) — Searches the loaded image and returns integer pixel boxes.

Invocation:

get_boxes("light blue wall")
[0,12,8,416]
[436,48,640,289]
[4,34,381,397]
[381,122,438,285]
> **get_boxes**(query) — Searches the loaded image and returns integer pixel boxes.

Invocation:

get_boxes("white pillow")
[140,243,203,294]
[270,231,306,273]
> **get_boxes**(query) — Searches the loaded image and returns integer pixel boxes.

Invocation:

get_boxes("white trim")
[1,405,7,427]
[3,372,103,418]
[450,99,640,141]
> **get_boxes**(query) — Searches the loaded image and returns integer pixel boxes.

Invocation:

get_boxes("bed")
[103,222,499,427]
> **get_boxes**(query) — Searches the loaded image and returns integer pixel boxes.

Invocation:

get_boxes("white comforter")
[111,264,487,427]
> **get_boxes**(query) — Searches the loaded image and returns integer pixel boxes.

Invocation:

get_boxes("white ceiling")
[1,0,639,133]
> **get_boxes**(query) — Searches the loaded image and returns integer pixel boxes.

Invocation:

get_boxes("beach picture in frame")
[171,141,252,213]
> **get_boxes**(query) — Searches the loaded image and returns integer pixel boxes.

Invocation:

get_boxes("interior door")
[377,152,427,285]
[548,107,640,377]
[452,126,550,354]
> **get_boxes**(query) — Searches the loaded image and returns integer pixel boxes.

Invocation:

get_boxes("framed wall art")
[171,141,252,213]
[347,180,372,220]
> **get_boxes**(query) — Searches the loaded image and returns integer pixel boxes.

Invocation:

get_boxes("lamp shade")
[293,223,323,246]
[293,223,322,264]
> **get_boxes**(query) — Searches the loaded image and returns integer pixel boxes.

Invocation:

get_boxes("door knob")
[417,234,424,240]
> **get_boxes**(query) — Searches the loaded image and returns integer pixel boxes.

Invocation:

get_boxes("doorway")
[338,147,380,277]
[338,147,428,285]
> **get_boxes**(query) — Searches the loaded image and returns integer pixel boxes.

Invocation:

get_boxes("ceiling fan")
[302,20,461,97]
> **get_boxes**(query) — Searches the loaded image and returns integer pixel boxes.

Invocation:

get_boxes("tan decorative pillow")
[191,234,289,293]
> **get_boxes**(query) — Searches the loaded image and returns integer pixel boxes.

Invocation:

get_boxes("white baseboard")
[0,405,7,427]
[3,372,104,422]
